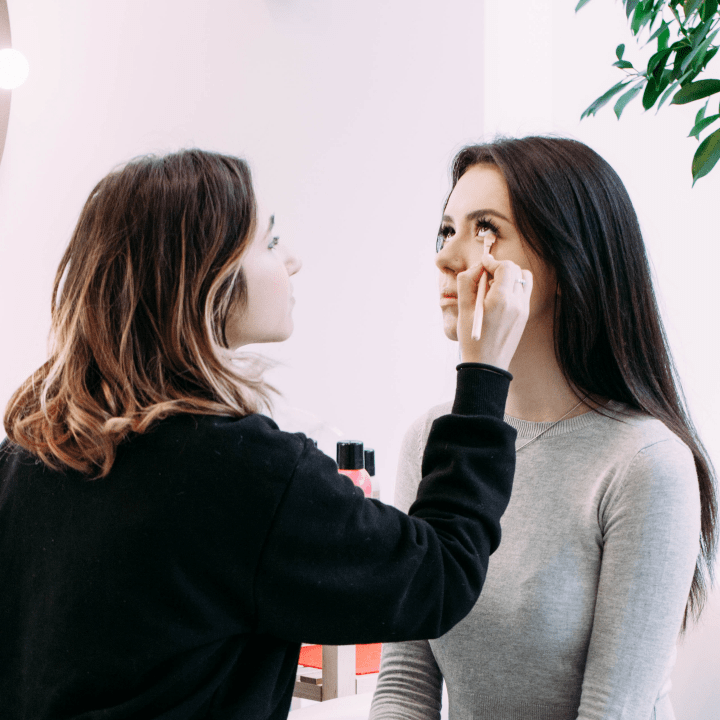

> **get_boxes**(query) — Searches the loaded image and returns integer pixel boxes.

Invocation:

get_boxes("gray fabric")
[369,401,701,720]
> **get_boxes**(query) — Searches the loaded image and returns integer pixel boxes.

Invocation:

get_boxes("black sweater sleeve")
[253,366,516,645]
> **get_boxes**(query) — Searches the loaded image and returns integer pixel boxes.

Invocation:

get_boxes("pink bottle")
[337,440,372,497]
[364,448,380,500]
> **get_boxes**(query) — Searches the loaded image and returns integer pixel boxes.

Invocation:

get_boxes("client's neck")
[504,317,589,423]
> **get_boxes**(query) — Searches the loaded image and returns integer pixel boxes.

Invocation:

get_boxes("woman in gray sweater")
[369,137,717,720]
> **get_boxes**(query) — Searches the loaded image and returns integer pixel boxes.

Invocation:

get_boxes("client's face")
[435,164,555,342]
[225,206,302,348]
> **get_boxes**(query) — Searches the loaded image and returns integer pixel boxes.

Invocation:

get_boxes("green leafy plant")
[578,0,720,184]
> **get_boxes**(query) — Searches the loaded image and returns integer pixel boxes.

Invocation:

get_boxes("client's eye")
[268,236,280,250]
[436,225,454,253]
[475,218,499,238]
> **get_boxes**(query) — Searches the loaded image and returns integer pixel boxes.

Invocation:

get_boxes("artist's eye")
[475,218,499,238]
[268,236,279,250]
[436,225,455,253]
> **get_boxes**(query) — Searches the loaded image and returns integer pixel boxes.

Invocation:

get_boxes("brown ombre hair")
[448,136,717,631]
[4,149,276,478]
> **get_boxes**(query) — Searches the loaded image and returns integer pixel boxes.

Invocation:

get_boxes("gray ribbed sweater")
[369,401,701,720]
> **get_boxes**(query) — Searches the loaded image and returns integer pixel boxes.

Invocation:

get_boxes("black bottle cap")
[364,449,375,476]
[337,440,364,470]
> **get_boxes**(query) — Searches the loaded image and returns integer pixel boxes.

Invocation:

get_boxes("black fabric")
[0,367,516,720]
[455,362,513,381]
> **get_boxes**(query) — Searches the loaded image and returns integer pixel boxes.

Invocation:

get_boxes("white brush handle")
[471,271,488,341]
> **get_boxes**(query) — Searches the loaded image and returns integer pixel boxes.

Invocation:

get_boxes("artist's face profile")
[225,204,302,348]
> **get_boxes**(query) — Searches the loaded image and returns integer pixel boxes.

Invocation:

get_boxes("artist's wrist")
[456,362,513,380]
[459,350,510,371]
[452,364,512,416]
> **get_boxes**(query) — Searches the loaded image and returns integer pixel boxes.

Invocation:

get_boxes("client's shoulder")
[403,401,454,448]
[594,401,690,456]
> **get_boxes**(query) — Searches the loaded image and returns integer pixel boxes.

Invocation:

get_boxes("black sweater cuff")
[452,364,512,418]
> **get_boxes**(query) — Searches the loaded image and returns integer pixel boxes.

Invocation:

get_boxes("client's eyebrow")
[442,209,511,224]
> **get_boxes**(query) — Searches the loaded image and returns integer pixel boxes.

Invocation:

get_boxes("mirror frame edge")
[0,0,13,167]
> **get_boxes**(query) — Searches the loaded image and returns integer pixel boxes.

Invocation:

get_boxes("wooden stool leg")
[321,645,356,700]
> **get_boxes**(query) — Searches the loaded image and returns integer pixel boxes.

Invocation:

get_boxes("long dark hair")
[450,136,716,631]
[4,149,275,478]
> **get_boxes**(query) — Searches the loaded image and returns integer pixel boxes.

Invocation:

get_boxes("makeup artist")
[0,149,531,720]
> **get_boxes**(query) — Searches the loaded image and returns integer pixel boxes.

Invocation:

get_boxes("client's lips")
[440,292,458,306]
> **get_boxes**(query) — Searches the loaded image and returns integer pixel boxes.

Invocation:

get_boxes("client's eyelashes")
[436,218,500,253]
[268,236,280,250]
[475,218,499,238]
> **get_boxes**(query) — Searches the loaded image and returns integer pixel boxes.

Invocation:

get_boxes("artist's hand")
[456,253,532,370]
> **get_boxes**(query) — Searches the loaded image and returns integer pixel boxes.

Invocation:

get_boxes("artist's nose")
[286,246,302,276]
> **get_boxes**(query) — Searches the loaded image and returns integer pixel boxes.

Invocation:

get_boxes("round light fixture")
[0,48,28,90]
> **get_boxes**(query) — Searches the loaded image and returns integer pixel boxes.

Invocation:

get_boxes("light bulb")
[0,49,29,90]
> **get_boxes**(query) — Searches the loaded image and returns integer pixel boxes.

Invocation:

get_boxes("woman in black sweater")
[0,149,532,720]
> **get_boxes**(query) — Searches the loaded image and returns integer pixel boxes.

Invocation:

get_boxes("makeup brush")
[471,231,496,341]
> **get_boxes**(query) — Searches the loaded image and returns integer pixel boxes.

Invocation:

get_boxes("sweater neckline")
[503,400,625,440]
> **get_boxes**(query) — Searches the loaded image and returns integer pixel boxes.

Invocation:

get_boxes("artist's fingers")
[470,260,532,369]
[514,268,534,294]
[456,263,485,310]
[480,252,500,277]
[489,256,525,292]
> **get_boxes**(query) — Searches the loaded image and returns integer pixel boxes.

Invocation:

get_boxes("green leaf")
[631,3,654,34]
[575,0,594,10]
[690,15,715,49]
[616,43,626,60]
[688,112,720,138]
[644,71,670,108]
[684,29,720,74]
[701,46,719,70]
[696,99,709,125]
[646,23,664,45]
[581,79,632,118]
[615,83,645,117]
[647,6,662,34]
[671,79,720,104]
[684,0,704,17]
[673,46,693,75]
[613,59,635,69]
[701,0,719,21]
[692,127,720,183]
[626,0,641,19]
[670,39,691,52]
[680,19,716,73]
[648,48,673,78]
[644,20,671,51]
[678,66,703,85]
[657,80,681,110]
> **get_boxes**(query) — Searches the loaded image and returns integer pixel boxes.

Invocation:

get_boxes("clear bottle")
[336,440,372,497]
[364,448,380,500]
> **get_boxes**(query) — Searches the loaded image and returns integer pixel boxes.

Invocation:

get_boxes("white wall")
[483,2,719,718]
[0,0,484,483]
[1,1,718,717]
